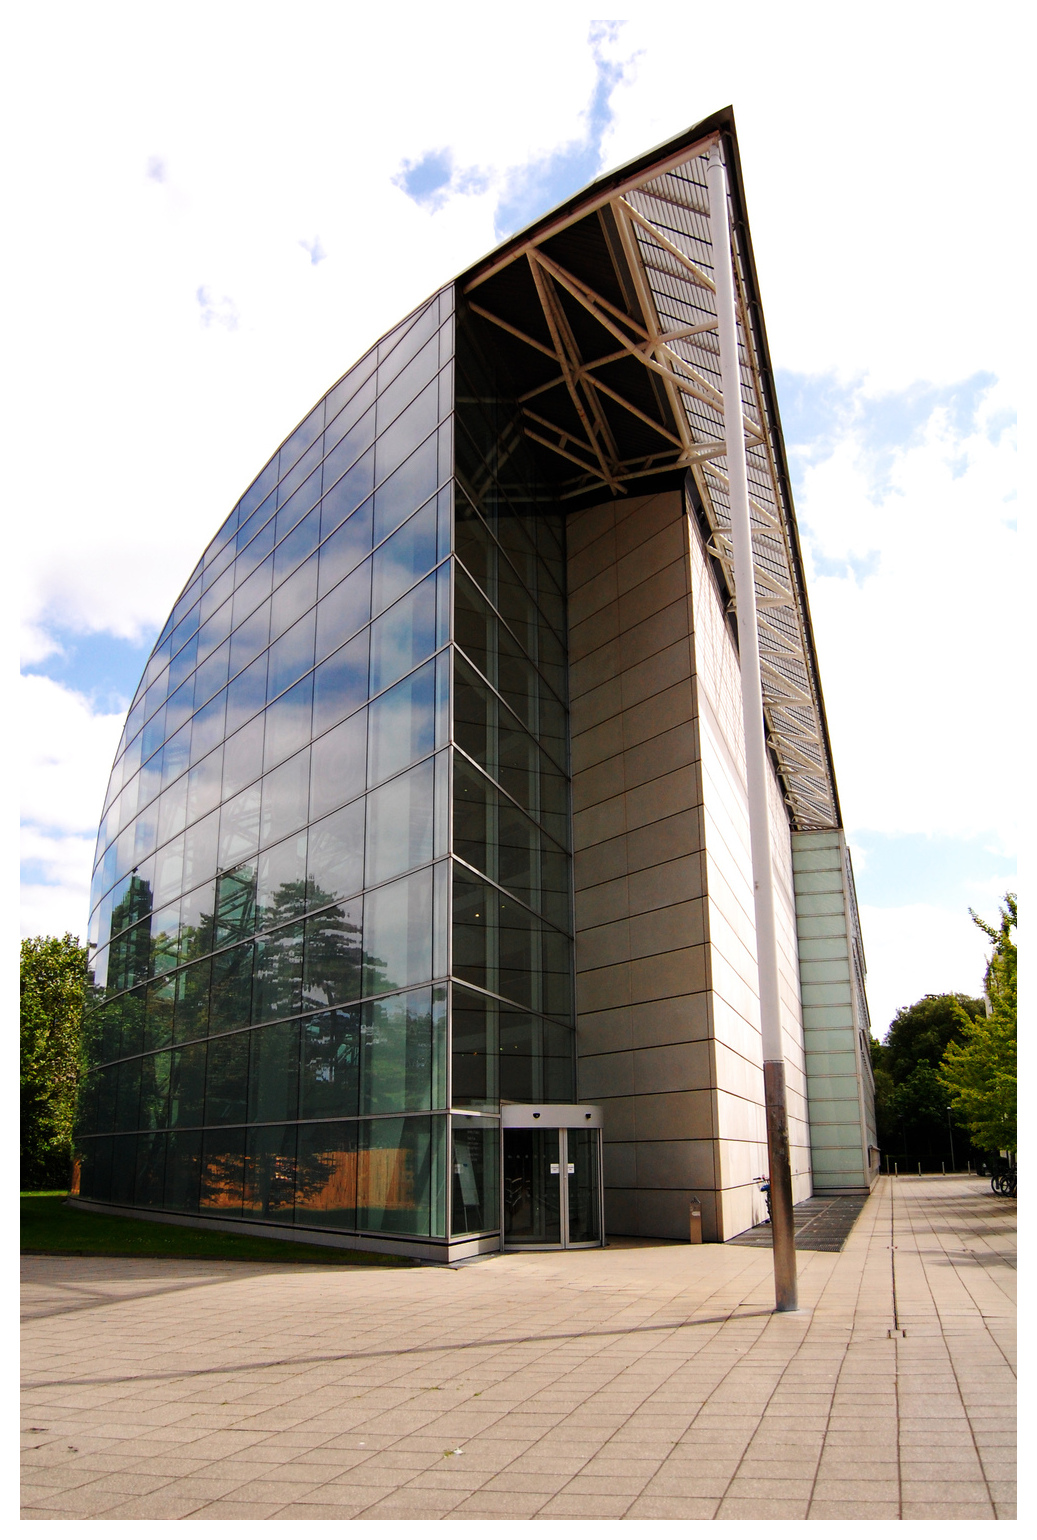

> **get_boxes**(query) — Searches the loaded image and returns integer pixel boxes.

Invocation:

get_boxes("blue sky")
[14,11,1017,1037]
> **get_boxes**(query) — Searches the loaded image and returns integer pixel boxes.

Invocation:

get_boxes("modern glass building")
[74,109,877,1260]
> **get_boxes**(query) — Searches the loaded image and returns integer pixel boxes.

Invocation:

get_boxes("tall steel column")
[706,144,798,1311]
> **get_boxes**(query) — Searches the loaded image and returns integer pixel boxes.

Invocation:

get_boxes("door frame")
[500,1103,605,1250]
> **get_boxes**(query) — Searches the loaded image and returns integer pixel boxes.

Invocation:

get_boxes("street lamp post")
[706,143,797,1312]
[946,1107,956,1173]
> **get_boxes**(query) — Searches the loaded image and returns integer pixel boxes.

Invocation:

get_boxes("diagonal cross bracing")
[462,132,839,830]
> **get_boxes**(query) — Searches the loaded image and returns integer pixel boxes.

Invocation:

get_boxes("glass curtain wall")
[448,307,575,1239]
[74,285,576,1254]
[76,289,454,1246]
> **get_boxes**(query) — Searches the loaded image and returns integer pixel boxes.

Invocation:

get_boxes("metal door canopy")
[502,1103,603,1129]
[460,105,840,832]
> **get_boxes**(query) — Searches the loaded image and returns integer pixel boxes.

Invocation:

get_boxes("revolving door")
[501,1104,604,1249]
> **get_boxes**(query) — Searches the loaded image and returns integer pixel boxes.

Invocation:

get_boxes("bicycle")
[990,1166,1016,1197]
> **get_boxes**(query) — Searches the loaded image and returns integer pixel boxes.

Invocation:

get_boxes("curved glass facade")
[75,287,575,1256]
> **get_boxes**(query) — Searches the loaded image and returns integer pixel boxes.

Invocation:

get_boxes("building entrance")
[501,1105,604,1249]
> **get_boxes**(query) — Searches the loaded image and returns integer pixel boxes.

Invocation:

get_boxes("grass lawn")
[20,1193,416,1267]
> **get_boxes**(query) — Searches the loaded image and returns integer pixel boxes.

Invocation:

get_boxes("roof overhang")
[459,107,841,832]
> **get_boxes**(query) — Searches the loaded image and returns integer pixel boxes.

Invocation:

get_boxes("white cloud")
[19,675,123,939]
[860,903,990,1039]
[8,5,1019,1014]
[796,380,1017,846]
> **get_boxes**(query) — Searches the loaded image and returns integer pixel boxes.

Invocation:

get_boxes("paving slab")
[21,1174,1015,1519]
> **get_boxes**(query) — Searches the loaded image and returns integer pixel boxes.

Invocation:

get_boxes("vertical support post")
[706,144,798,1312]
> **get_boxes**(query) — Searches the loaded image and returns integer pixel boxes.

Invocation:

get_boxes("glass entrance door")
[503,1126,602,1248]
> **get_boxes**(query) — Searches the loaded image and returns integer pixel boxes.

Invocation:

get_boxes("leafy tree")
[873,992,985,1169]
[21,934,90,1189]
[940,894,1017,1155]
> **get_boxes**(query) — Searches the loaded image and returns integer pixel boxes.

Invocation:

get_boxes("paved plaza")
[21,1175,1015,1520]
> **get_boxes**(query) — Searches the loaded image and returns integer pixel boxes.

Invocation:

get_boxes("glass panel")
[272,551,319,641]
[236,492,276,560]
[143,976,175,1053]
[156,778,188,848]
[161,726,192,790]
[164,1128,202,1211]
[451,1120,499,1236]
[247,1021,300,1123]
[135,1130,167,1206]
[267,612,315,700]
[452,985,498,1110]
[222,716,264,800]
[183,807,220,890]
[360,987,433,1115]
[273,509,320,590]
[154,835,185,909]
[372,435,438,546]
[186,746,223,824]
[252,923,304,1023]
[378,302,439,386]
[193,646,229,717]
[277,445,322,514]
[191,678,228,755]
[303,898,363,1008]
[299,1009,360,1120]
[196,595,233,663]
[369,571,437,696]
[357,1116,434,1237]
[164,680,195,740]
[243,1123,297,1219]
[150,903,180,976]
[365,758,434,887]
[110,1133,137,1203]
[377,338,438,435]
[324,363,376,443]
[231,552,274,629]
[263,674,313,772]
[362,869,432,997]
[503,1129,560,1244]
[209,944,253,1034]
[168,633,198,698]
[374,380,438,487]
[215,863,258,947]
[371,499,437,617]
[315,557,370,663]
[139,1050,171,1129]
[294,1119,358,1229]
[313,630,368,739]
[203,1031,249,1125]
[169,1041,207,1125]
[323,410,375,499]
[307,800,364,907]
[229,601,270,681]
[200,1128,245,1214]
[368,659,436,786]
[320,447,374,538]
[257,832,307,928]
[260,750,310,847]
[173,957,212,1043]
[115,1056,141,1132]
[318,499,373,596]
[309,711,366,821]
[218,783,261,869]
[567,1129,600,1244]
[226,657,268,739]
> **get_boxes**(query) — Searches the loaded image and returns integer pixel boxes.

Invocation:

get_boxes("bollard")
[942,1162,945,1175]
[918,1163,921,1176]
[689,1198,702,1245]
[894,1163,898,1176]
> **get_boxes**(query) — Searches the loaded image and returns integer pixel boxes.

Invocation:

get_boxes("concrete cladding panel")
[568,489,810,1243]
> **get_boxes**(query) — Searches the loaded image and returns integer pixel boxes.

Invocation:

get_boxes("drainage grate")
[726,1193,869,1252]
